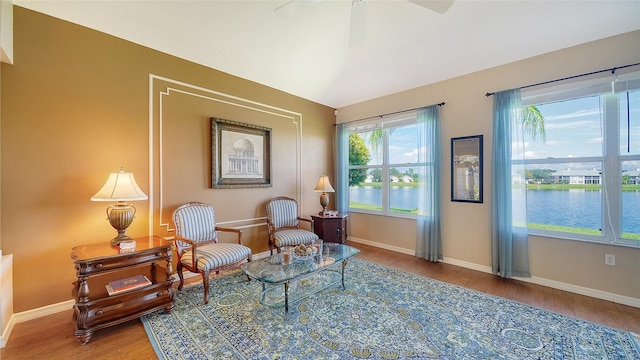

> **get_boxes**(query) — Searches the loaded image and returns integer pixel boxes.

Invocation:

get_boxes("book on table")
[106,275,152,296]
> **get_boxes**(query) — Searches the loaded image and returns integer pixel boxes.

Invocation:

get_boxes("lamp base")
[110,231,133,246]
[319,192,330,216]
[106,203,136,246]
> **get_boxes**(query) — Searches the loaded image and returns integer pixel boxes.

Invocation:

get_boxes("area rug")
[142,258,640,359]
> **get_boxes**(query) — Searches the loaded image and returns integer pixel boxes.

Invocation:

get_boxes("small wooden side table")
[311,213,348,244]
[70,236,174,344]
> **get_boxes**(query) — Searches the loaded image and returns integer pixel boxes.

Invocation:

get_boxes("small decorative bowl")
[291,244,317,261]
[292,251,316,261]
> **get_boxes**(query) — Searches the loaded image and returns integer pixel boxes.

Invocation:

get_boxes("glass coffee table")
[241,243,360,312]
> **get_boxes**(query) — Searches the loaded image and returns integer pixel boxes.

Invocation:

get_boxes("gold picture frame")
[211,118,272,188]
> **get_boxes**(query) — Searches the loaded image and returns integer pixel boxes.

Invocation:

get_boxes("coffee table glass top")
[241,243,360,284]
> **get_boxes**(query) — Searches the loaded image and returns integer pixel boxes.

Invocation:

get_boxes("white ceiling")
[14,0,640,108]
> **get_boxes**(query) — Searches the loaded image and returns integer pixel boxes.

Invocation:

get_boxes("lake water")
[350,186,640,234]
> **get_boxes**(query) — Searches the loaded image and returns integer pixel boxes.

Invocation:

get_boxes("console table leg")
[75,330,92,345]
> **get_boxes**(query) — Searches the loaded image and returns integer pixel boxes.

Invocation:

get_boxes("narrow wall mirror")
[451,135,483,203]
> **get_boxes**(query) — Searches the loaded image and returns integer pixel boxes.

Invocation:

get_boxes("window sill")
[528,229,640,249]
[348,208,417,220]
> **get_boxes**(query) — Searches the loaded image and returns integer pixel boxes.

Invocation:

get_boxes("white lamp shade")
[313,175,335,193]
[91,168,148,201]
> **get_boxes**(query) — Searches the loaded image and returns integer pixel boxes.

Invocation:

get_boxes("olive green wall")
[338,30,640,304]
[1,7,335,312]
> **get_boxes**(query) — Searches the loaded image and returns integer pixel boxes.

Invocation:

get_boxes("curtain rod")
[337,101,445,125]
[484,62,640,97]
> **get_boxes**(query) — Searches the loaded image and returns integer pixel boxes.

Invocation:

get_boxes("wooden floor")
[3,243,639,359]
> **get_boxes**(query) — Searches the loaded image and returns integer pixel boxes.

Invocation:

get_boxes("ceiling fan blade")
[349,0,368,47]
[273,0,315,19]
[407,0,455,14]
[274,0,296,12]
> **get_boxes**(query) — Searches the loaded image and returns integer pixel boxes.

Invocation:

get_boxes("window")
[347,112,423,217]
[519,73,640,246]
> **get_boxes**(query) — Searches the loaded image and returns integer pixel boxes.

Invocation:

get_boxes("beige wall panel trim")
[164,219,266,232]
[149,74,304,233]
[215,217,268,227]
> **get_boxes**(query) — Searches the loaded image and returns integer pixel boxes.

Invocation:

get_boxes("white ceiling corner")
[13,0,640,108]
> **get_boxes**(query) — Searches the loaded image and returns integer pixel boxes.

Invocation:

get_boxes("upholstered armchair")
[265,196,319,254]
[172,202,252,304]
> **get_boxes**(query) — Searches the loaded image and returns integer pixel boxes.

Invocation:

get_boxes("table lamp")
[313,175,335,215]
[91,168,148,245]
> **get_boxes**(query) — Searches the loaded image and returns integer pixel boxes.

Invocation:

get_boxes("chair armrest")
[174,235,200,269]
[298,217,313,224]
[216,226,243,244]
[174,235,197,248]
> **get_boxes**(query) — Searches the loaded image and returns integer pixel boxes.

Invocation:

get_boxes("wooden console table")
[70,236,174,344]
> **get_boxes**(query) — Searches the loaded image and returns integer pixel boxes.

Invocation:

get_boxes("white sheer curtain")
[491,89,530,278]
[416,105,442,262]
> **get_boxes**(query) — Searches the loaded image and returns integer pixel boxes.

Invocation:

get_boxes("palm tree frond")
[522,106,546,143]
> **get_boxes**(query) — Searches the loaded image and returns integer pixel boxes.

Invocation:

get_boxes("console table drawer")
[76,251,169,275]
[74,283,171,329]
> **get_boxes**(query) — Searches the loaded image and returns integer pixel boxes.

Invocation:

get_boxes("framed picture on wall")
[211,117,272,188]
[451,135,483,203]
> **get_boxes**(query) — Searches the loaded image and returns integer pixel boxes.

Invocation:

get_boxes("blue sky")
[524,91,640,171]
[367,90,640,172]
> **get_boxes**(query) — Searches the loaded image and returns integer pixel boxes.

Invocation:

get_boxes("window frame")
[346,112,423,219]
[520,72,640,248]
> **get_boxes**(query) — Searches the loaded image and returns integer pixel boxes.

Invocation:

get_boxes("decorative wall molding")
[148,74,304,233]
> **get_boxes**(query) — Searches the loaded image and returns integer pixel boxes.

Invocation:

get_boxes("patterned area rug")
[142,258,640,359]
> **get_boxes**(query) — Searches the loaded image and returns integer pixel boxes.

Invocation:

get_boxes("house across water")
[533,169,640,185]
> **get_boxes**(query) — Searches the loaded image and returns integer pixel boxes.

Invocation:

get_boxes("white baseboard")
[348,236,415,256]
[1,253,14,348]
[6,240,638,338]
[0,315,14,348]
[442,257,493,273]
[349,236,640,309]
[514,275,640,308]
[13,299,75,324]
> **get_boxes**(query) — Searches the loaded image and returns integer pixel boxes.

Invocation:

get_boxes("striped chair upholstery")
[265,196,319,254]
[273,230,319,249]
[173,202,252,304]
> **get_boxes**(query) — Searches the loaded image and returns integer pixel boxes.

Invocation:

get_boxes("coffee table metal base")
[258,259,350,312]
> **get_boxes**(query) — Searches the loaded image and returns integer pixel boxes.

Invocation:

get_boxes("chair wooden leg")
[177,263,185,291]
[202,270,210,304]
[246,258,252,281]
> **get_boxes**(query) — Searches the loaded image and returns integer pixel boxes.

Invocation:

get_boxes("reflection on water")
[350,186,640,234]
